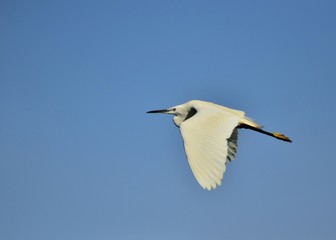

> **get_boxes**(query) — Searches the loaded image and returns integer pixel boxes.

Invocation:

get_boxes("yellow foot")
[272,132,292,142]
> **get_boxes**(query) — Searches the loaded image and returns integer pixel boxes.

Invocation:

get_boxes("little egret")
[147,100,291,190]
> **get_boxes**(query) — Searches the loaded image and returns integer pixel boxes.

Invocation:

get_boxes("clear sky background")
[1,1,335,239]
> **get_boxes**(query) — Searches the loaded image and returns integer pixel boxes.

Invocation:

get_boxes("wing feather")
[227,128,238,162]
[180,106,242,190]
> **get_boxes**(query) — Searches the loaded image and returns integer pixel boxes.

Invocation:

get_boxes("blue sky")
[1,0,335,239]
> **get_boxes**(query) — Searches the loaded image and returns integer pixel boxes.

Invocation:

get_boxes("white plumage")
[147,100,291,190]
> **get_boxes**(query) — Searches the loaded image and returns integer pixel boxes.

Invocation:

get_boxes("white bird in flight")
[147,100,291,190]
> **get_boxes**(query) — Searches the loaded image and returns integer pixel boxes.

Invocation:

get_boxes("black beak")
[146,109,169,114]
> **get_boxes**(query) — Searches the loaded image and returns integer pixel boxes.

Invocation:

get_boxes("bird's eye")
[172,108,176,111]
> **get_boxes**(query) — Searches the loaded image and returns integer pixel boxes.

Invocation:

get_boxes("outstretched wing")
[180,106,242,190]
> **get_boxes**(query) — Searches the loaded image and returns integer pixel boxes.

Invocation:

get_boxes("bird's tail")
[239,117,261,129]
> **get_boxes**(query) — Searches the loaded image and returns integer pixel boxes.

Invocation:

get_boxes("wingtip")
[202,181,221,191]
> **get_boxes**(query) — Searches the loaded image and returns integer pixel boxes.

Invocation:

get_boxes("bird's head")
[147,103,195,127]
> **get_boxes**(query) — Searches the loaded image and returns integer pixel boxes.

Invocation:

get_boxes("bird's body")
[147,100,291,190]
